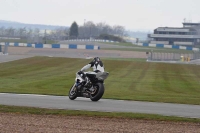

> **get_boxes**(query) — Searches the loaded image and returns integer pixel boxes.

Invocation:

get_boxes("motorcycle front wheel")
[68,83,77,100]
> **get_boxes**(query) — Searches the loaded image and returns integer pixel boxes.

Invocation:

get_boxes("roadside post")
[146,51,149,61]
[4,42,9,55]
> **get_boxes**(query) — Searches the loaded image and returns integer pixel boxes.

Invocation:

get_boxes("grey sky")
[0,0,200,31]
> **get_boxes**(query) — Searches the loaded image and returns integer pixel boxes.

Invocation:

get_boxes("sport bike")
[68,71,109,101]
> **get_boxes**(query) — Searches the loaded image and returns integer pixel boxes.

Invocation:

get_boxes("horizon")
[1,0,200,31]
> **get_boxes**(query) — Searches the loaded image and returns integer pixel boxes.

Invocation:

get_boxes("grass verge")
[0,105,199,122]
[0,56,200,105]
[100,42,195,53]
[102,47,195,53]
[102,58,146,62]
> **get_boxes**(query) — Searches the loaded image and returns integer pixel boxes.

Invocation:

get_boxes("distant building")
[148,22,200,46]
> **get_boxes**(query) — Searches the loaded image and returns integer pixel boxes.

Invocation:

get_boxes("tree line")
[69,21,127,42]
[0,21,128,43]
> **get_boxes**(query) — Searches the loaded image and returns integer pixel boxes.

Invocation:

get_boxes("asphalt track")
[0,55,33,63]
[0,93,200,118]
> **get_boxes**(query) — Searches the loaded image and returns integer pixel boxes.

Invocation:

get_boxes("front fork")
[70,83,77,95]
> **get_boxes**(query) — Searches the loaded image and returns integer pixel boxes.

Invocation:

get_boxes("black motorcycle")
[68,71,109,101]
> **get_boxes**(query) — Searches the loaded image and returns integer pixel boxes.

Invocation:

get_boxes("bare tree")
[96,22,109,35]
[78,26,84,39]
[27,28,33,36]
[4,27,15,37]
[17,27,26,38]
[0,27,5,36]
[76,21,127,40]
[34,28,40,36]
[84,21,96,38]
[113,25,125,37]
[48,27,68,40]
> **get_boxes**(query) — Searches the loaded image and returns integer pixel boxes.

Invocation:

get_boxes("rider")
[78,57,105,90]
[80,57,105,73]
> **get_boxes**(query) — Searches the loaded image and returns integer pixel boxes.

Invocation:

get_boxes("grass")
[100,42,135,47]
[102,58,146,62]
[0,56,200,105]
[102,47,195,53]
[0,105,199,122]
[100,42,197,53]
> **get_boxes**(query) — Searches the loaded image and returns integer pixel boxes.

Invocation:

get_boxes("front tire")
[68,83,77,100]
[90,83,104,101]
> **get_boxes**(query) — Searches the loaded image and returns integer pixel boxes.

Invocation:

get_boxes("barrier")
[0,42,100,50]
[147,52,200,61]
[136,43,200,51]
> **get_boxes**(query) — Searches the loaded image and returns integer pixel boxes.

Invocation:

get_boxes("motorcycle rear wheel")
[90,83,104,102]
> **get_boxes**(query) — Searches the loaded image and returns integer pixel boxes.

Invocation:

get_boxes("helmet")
[93,57,104,67]
[93,57,100,62]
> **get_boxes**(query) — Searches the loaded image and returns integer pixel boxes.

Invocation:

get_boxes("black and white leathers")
[81,57,105,72]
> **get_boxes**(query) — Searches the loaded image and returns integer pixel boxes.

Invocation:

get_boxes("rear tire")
[68,83,77,100]
[90,83,104,102]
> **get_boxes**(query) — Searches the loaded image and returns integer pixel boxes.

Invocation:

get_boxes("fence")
[147,51,200,61]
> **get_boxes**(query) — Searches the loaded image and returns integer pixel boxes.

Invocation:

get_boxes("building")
[148,22,200,46]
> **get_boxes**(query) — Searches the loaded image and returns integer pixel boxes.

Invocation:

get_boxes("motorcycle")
[68,71,109,101]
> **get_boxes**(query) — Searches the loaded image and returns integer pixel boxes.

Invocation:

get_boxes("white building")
[148,22,200,46]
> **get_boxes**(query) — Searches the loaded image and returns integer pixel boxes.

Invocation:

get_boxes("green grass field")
[102,47,195,53]
[0,56,200,105]
[101,42,195,53]
[96,41,198,53]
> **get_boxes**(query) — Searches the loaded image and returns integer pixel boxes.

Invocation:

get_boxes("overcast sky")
[0,0,200,31]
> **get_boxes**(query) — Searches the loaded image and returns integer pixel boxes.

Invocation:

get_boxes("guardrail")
[136,43,200,51]
[0,42,100,50]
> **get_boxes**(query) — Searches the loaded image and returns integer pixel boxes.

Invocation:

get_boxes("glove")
[78,70,83,75]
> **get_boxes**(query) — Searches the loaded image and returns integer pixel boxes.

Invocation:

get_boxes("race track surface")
[0,93,199,118]
[0,55,33,63]
[4,46,147,59]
